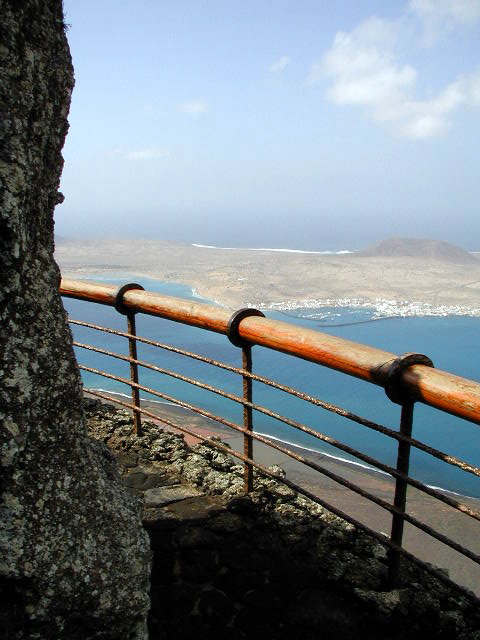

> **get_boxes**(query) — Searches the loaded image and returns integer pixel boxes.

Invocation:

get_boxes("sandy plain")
[56,236,480,313]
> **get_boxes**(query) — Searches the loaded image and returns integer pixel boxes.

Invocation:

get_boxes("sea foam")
[192,243,353,255]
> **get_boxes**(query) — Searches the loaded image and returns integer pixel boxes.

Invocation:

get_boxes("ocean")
[63,273,480,499]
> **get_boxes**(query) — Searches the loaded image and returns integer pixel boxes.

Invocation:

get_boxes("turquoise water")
[63,275,480,498]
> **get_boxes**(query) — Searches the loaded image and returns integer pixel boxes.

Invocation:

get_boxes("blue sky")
[58,0,480,250]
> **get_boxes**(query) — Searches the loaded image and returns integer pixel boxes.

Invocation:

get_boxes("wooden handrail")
[60,277,480,424]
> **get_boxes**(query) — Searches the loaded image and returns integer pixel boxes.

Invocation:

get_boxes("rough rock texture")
[0,3,150,638]
[86,400,480,640]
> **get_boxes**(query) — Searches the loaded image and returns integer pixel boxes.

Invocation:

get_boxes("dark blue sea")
[63,275,480,498]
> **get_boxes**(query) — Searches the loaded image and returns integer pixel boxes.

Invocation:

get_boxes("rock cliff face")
[0,3,150,638]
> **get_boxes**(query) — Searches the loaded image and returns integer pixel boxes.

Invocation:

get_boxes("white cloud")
[179,100,209,115]
[409,0,480,42]
[319,19,417,106]
[408,0,480,26]
[315,14,480,139]
[268,56,291,73]
[121,147,169,160]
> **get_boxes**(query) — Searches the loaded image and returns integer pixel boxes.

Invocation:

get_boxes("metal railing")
[60,277,480,598]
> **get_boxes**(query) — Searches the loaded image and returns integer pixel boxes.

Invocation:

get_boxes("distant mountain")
[357,237,479,264]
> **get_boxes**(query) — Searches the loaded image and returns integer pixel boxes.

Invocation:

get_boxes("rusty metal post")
[387,400,414,587]
[227,307,265,493]
[242,344,254,492]
[126,312,142,436]
[114,283,145,436]
[384,352,434,588]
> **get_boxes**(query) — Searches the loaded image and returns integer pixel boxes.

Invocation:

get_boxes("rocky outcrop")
[86,399,480,640]
[0,3,150,637]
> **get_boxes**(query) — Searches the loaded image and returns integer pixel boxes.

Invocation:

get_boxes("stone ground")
[85,398,480,640]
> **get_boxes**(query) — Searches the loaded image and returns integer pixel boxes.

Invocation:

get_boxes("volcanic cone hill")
[357,237,478,265]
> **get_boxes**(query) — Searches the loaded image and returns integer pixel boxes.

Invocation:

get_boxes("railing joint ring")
[385,352,434,405]
[114,283,145,315]
[227,307,265,348]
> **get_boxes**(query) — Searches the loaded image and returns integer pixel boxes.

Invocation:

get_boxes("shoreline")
[87,389,479,501]
[191,243,356,255]
[263,296,480,317]
[61,267,480,319]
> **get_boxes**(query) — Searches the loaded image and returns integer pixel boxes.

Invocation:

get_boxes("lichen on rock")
[0,3,150,637]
